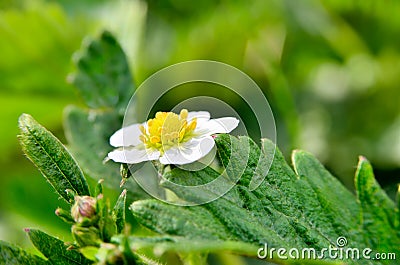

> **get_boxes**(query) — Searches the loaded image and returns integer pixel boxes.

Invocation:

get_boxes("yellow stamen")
[150,136,160,144]
[180,109,188,119]
[139,109,198,152]
[139,135,147,143]
[187,118,197,131]
[139,125,146,134]
[179,127,186,140]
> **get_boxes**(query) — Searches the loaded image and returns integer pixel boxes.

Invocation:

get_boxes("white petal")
[109,123,144,147]
[108,147,160,164]
[159,136,215,165]
[197,117,239,135]
[187,111,210,123]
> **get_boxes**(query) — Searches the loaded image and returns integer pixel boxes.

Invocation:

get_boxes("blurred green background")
[1,0,399,254]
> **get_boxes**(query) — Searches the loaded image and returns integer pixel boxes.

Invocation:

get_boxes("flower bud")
[71,195,97,223]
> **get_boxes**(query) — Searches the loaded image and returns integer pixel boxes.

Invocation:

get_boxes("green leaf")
[65,31,150,202]
[78,246,98,261]
[125,236,257,257]
[396,185,400,229]
[96,195,117,242]
[131,135,399,264]
[130,200,232,240]
[18,114,90,203]
[113,189,127,234]
[117,236,339,265]
[355,157,400,254]
[292,149,364,247]
[161,166,243,206]
[70,30,134,114]
[119,235,156,265]
[0,240,48,265]
[85,235,161,265]
[26,229,92,265]
[63,105,149,201]
[63,106,120,183]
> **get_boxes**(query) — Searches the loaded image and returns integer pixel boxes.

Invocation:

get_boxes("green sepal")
[97,195,117,242]
[79,246,99,261]
[55,207,75,224]
[72,225,101,247]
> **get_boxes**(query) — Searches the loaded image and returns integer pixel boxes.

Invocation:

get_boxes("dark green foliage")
[355,157,400,254]
[130,200,232,240]
[131,134,399,264]
[27,229,92,265]
[70,31,134,114]
[64,31,149,201]
[18,114,90,203]
[63,106,122,188]
[292,149,364,248]
[113,189,127,234]
[397,185,400,228]
[8,26,400,265]
[0,241,48,265]
[97,197,117,243]
[123,236,257,257]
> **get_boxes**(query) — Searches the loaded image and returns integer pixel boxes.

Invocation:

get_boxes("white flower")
[108,109,239,165]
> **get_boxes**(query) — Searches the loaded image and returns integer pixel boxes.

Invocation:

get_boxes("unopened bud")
[71,196,97,223]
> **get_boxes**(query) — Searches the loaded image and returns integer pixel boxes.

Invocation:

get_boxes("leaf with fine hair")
[355,157,400,256]
[18,114,90,203]
[64,30,149,200]
[26,229,92,265]
[69,30,134,115]
[0,240,48,265]
[63,106,150,201]
[131,134,399,264]
[113,189,127,234]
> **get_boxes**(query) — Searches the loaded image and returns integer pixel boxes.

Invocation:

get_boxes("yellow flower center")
[139,109,197,152]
